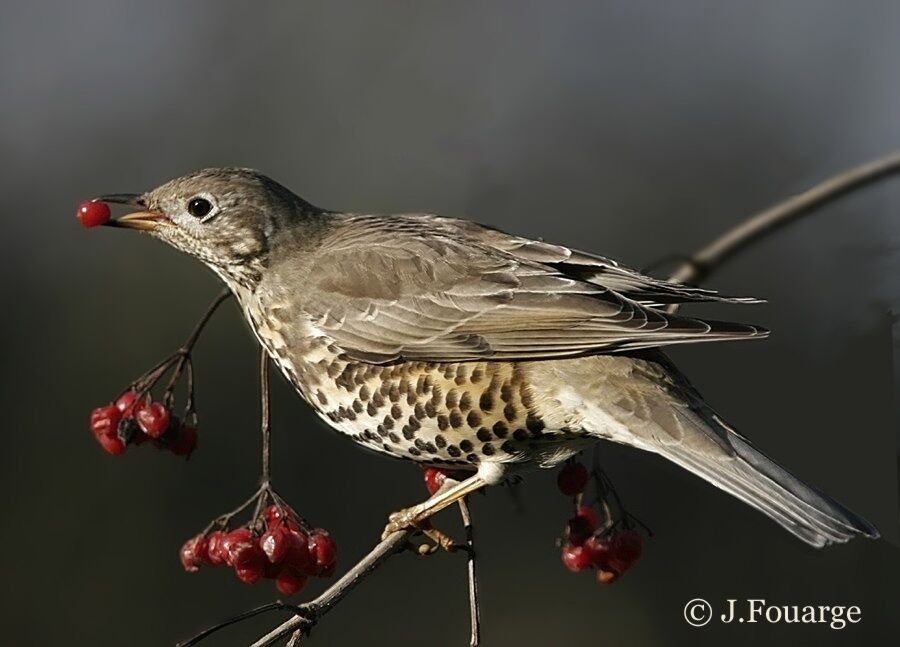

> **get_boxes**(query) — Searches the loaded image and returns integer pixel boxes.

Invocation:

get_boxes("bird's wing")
[423,215,761,307]
[301,215,767,364]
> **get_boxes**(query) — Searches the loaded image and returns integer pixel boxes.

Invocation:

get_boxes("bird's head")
[100,167,324,285]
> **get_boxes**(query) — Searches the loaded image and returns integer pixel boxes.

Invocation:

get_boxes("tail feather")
[659,418,879,547]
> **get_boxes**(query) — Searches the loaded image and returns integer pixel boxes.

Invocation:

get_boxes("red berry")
[611,530,642,561]
[265,504,282,524]
[131,397,147,416]
[260,526,290,564]
[285,530,314,574]
[263,559,282,579]
[90,405,121,439]
[423,467,453,495]
[220,528,254,566]
[308,529,337,576]
[584,535,612,568]
[232,543,266,585]
[136,402,171,438]
[561,543,593,572]
[557,462,589,496]
[265,504,299,531]
[596,568,618,585]
[205,531,228,566]
[96,433,127,455]
[575,505,600,530]
[76,200,111,228]
[180,534,208,573]
[115,391,139,417]
[275,567,307,596]
[608,530,642,573]
[170,424,198,457]
[566,515,594,546]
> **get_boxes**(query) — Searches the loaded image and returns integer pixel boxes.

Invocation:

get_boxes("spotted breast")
[237,289,590,470]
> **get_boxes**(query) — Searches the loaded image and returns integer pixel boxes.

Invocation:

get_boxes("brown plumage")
[100,167,878,548]
[289,214,767,363]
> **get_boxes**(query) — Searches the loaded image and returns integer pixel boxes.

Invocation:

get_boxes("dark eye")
[187,197,213,219]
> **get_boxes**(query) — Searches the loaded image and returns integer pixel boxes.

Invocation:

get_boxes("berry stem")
[458,497,480,647]
[129,289,232,404]
[251,350,274,524]
[182,288,232,350]
[260,349,272,485]
[130,351,181,395]
[203,484,268,536]
[589,445,653,537]
[183,357,197,422]
[162,288,232,398]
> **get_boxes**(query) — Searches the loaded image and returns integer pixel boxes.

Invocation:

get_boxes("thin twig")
[200,483,266,536]
[458,497,480,647]
[253,351,273,523]
[162,287,232,393]
[260,350,271,481]
[181,288,233,351]
[665,151,900,304]
[131,288,232,398]
[177,602,304,647]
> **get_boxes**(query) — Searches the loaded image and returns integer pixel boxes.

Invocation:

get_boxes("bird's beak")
[97,193,165,231]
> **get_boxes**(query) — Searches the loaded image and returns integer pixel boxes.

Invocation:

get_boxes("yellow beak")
[110,211,165,231]
[95,194,165,231]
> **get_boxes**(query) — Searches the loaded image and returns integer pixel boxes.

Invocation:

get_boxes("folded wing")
[301,215,767,364]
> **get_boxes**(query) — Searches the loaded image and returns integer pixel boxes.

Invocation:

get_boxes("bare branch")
[665,151,900,302]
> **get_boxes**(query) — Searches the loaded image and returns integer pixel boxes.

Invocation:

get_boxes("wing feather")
[423,215,761,306]
[295,214,767,363]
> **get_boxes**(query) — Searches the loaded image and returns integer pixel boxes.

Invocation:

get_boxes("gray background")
[1,1,898,645]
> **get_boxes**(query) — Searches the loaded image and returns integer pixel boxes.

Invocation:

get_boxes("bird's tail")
[656,414,879,547]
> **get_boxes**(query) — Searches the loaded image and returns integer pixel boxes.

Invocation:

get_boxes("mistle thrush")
[99,167,878,547]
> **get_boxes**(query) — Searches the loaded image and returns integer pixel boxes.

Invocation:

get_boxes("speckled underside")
[241,294,587,469]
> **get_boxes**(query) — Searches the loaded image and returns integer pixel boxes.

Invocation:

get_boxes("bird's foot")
[382,505,423,539]
[406,531,458,556]
[420,523,459,553]
[384,509,458,552]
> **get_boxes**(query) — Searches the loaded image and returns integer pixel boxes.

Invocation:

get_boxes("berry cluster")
[180,505,337,596]
[90,390,197,457]
[556,461,644,584]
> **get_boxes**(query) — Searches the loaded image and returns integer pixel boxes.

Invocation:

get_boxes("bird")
[99,167,878,548]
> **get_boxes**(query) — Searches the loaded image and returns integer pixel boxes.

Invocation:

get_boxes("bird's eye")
[187,197,213,219]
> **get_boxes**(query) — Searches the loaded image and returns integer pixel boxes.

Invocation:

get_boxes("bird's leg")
[382,474,488,541]
[399,477,464,554]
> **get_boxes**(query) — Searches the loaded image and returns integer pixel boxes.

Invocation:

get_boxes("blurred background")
[1,1,898,645]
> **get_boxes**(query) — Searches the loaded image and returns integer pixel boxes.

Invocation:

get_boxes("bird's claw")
[383,510,458,552]
[382,508,420,539]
